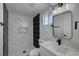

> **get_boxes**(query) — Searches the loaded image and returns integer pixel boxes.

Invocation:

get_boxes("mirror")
[53,11,73,39]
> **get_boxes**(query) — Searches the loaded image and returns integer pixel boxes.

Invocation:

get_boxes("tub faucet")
[56,39,61,45]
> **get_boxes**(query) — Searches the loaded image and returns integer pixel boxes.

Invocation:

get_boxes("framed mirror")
[53,11,73,39]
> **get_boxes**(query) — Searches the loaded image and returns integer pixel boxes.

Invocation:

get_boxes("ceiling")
[6,3,56,17]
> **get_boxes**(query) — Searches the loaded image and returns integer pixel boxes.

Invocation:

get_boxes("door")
[0,3,3,56]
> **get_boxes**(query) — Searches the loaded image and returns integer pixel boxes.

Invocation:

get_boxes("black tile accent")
[3,3,8,56]
[33,14,40,48]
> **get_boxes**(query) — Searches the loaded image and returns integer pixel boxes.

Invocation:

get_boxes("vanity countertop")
[40,41,79,56]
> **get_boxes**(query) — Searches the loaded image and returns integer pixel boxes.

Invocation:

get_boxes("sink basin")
[48,41,69,55]
[40,41,79,56]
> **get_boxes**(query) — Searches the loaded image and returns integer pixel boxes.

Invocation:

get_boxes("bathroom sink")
[40,41,79,56]
[48,41,69,55]
[54,45,69,55]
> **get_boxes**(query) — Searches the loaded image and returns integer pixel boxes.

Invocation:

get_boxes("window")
[44,15,49,25]
[43,11,53,25]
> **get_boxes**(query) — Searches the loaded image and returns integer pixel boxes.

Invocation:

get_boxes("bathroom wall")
[40,3,79,49]
[8,12,34,56]
[0,3,3,56]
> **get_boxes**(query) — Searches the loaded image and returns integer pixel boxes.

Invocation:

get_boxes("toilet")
[29,48,40,56]
[29,39,45,56]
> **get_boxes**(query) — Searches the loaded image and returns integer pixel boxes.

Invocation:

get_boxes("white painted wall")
[40,3,79,50]
[8,12,34,56]
[0,3,3,56]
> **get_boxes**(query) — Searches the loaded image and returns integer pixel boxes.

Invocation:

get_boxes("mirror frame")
[53,11,73,39]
